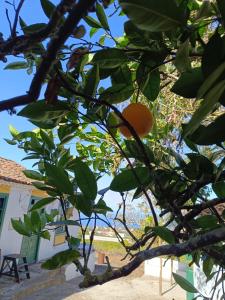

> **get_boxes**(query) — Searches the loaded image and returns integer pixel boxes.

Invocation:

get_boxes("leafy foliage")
[2,0,225,295]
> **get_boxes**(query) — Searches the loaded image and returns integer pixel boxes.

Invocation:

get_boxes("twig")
[6,8,13,35]
[12,0,25,37]
[0,0,97,111]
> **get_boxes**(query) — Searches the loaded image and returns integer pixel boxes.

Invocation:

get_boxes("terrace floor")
[0,254,186,300]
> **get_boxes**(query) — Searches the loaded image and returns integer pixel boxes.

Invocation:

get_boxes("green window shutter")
[0,194,8,235]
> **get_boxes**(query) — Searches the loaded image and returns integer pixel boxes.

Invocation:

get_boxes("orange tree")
[2,0,225,296]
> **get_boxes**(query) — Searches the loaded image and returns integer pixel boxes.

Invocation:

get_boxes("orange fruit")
[119,103,154,138]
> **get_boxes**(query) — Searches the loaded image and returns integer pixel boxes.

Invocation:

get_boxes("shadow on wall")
[194,263,223,299]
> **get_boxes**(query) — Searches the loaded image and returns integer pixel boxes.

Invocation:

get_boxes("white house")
[0,157,86,270]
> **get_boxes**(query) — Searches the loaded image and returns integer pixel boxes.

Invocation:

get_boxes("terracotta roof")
[0,157,32,185]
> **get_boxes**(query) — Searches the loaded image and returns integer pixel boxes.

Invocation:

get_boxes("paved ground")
[23,272,185,300]
[22,261,185,300]
[1,254,186,300]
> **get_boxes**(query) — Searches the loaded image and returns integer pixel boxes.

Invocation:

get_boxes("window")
[0,194,8,234]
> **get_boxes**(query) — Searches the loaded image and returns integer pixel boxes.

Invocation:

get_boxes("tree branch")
[0,0,74,56]
[0,0,97,110]
[174,198,225,235]
[80,226,225,287]
[11,0,26,37]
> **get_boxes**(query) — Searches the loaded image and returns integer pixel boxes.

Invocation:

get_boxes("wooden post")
[170,258,173,286]
[159,238,163,295]
[159,256,163,295]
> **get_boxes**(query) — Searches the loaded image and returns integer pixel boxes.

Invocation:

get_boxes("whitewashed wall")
[0,182,31,258]
[145,258,186,280]
[0,181,79,263]
[65,251,96,281]
[38,204,79,261]
[194,263,223,299]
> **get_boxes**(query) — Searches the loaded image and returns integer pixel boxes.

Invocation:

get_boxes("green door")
[20,197,40,264]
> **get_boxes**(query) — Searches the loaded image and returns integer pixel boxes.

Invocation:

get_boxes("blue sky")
[0,1,50,166]
[0,1,127,210]
[0,1,125,167]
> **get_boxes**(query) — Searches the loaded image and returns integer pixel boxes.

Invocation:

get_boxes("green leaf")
[68,237,80,248]
[195,1,213,20]
[183,80,225,137]
[48,220,80,227]
[18,100,69,121]
[167,148,186,168]
[73,159,97,201]
[74,194,93,217]
[215,157,225,182]
[106,112,118,136]
[152,226,175,244]
[197,61,225,99]
[202,31,225,78]
[124,20,163,47]
[11,219,31,236]
[31,118,61,129]
[184,153,215,180]
[137,63,160,101]
[4,138,17,145]
[99,84,134,104]
[92,49,128,69]
[24,214,34,232]
[187,113,225,145]
[125,140,155,163]
[96,3,110,30]
[93,199,113,215]
[23,170,43,181]
[45,163,74,195]
[9,125,19,138]
[30,197,56,211]
[217,0,225,26]
[212,181,225,198]
[40,130,55,149]
[58,124,77,145]
[172,273,198,293]
[175,39,191,73]
[110,167,150,192]
[40,0,55,18]
[41,249,80,270]
[184,137,198,152]
[84,16,102,28]
[203,257,214,278]
[4,61,28,70]
[84,65,100,97]
[119,0,186,32]
[31,211,42,231]
[19,16,27,29]
[194,215,218,229]
[111,64,132,86]
[23,23,47,34]
[90,27,99,38]
[171,68,203,98]
[32,181,53,192]
[40,231,51,240]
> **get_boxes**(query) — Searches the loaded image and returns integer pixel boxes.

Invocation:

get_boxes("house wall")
[144,257,186,280]
[0,180,79,263]
[0,181,31,258]
[37,203,79,261]
[194,263,223,299]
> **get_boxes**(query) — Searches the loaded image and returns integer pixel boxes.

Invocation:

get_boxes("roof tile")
[0,157,32,185]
